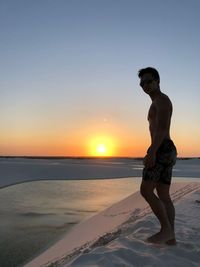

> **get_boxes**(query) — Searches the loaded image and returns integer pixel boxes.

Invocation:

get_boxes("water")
[0,178,141,267]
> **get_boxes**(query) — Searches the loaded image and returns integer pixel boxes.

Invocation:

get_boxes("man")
[138,67,177,244]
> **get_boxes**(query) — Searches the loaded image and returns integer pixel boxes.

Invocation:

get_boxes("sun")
[96,144,107,155]
[89,136,115,157]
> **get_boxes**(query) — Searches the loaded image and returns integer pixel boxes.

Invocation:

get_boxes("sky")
[0,0,200,157]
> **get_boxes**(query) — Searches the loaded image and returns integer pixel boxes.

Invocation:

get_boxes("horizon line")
[0,155,199,160]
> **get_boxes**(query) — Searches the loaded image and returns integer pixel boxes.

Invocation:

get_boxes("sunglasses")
[140,79,154,87]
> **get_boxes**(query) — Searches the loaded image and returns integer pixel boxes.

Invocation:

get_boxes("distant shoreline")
[0,156,199,160]
[0,156,141,160]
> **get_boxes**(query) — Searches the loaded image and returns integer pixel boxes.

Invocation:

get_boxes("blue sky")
[0,0,200,156]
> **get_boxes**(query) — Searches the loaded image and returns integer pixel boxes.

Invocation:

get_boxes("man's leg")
[140,180,174,243]
[156,183,176,244]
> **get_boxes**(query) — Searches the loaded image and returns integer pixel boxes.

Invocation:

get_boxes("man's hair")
[138,67,160,82]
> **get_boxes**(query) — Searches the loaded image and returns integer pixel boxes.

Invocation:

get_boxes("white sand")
[1,158,199,266]
[24,181,200,267]
[1,158,200,189]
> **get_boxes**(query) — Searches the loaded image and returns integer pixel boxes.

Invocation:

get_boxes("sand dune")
[24,181,200,267]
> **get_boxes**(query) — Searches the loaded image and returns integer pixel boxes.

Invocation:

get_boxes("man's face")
[139,73,159,95]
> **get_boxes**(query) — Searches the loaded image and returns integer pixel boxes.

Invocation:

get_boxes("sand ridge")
[24,182,200,267]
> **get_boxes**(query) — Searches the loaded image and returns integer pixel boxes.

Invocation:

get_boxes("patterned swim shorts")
[142,139,177,185]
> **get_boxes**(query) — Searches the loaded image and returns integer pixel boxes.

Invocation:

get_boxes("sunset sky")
[0,0,200,157]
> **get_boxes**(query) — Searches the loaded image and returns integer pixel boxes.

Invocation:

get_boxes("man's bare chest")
[148,104,157,122]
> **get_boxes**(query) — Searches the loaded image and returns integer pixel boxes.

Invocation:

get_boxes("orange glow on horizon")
[0,130,199,157]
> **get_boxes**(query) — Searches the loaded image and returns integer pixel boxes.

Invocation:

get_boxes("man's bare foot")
[165,238,176,246]
[146,231,160,243]
[147,230,175,244]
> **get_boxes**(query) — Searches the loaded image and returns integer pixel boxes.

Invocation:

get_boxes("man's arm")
[144,97,172,168]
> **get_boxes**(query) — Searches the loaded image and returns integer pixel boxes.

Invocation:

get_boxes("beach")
[24,180,200,267]
[0,176,140,267]
[69,182,200,267]
[0,158,200,267]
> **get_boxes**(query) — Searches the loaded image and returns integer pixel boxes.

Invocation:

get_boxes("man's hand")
[143,151,156,169]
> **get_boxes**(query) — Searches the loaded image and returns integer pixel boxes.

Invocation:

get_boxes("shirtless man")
[138,67,177,244]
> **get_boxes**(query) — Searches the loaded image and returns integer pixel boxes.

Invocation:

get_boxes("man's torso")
[148,93,172,142]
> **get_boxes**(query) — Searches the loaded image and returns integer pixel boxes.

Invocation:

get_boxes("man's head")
[138,67,160,95]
